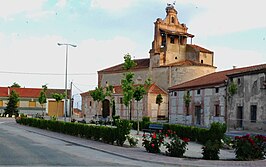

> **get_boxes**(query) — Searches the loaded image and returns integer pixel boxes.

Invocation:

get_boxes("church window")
[170,36,175,44]
[250,105,257,123]
[214,105,220,116]
[175,57,177,60]
[120,98,123,104]
[215,87,219,93]
[201,60,204,64]
[89,101,92,106]
[171,17,175,23]
[197,89,201,95]
[237,78,241,85]
[161,33,166,47]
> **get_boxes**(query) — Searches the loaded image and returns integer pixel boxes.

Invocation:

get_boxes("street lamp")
[57,43,77,122]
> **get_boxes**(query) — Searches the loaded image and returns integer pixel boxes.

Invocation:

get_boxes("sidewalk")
[10,121,266,167]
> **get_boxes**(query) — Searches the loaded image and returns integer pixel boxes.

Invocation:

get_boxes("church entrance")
[102,99,110,118]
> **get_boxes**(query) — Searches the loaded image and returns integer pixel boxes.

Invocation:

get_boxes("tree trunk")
[137,102,139,135]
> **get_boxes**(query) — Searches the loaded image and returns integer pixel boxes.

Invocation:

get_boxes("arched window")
[171,17,175,23]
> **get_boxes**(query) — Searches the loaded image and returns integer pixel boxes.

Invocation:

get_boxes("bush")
[126,134,139,147]
[233,134,266,160]
[142,131,164,153]
[165,133,190,157]
[16,117,129,147]
[115,119,132,146]
[202,140,221,160]
[208,122,226,142]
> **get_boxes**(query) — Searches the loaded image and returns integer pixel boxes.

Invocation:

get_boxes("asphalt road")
[0,118,170,167]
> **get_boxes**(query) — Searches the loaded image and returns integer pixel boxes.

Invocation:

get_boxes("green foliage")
[52,93,65,102]
[233,134,266,160]
[38,86,47,116]
[156,94,163,105]
[228,81,238,96]
[165,133,190,157]
[4,90,20,117]
[183,91,191,115]
[115,119,132,146]
[133,85,146,101]
[90,87,105,102]
[142,132,164,153]
[121,72,134,107]
[17,117,129,146]
[208,122,227,142]
[202,140,221,160]
[126,134,139,147]
[11,82,21,88]
[123,53,136,70]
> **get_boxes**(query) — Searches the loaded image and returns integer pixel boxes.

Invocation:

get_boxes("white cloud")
[55,0,67,8]
[214,46,265,71]
[0,0,47,19]
[0,34,137,90]
[174,0,266,37]
[90,0,136,12]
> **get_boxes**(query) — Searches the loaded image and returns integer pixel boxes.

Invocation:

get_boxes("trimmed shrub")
[17,117,129,146]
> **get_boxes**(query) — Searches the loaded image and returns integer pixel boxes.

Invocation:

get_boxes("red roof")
[187,44,213,54]
[81,83,166,97]
[98,58,150,73]
[169,63,266,91]
[0,87,69,98]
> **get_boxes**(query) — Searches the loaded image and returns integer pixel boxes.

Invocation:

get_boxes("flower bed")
[233,134,266,160]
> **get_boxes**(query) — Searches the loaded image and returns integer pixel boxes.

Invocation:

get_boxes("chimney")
[233,66,236,69]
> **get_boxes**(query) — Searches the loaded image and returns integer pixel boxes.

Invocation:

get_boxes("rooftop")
[169,63,266,91]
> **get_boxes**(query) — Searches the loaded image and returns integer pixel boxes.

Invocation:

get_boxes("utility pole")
[69,81,73,121]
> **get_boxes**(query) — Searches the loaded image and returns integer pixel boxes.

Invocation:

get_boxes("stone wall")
[228,73,266,132]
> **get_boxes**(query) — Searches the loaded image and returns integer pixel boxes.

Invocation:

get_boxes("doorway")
[237,106,243,128]
[195,106,201,125]
[102,99,110,118]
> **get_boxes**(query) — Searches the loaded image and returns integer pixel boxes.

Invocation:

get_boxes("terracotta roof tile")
[98,58,150,73]
[0,87,69,98]
[169,63,266,91]
[80,83,166,97]
[187,44,213,54]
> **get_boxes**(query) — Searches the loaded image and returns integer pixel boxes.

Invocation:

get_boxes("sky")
[0,0,266,107]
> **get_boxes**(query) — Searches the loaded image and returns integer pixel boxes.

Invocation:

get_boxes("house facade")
[81,84,168,122]
[0,87,70,117]
[169,64,266,132]
[81,4,216,121]
[227,65,266,131]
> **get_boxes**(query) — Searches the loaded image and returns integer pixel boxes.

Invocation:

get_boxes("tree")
[228,82,237,97]
[11,82,21,88]
[121,72,135,120]
[183,91,191,116]
[38,84,47,116]
[133,78,150,134]
[90,87,105,120]
[51,93,65,118]
[156,94,163,119]
[4,90,20,117]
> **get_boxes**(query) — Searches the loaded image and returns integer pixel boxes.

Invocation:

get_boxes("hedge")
[130,119,226,144]
[16,117,131,146]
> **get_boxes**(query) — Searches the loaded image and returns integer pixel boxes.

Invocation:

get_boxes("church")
[81,4,216,122]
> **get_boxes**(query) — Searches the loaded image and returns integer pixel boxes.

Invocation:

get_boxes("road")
[0,118,170,167]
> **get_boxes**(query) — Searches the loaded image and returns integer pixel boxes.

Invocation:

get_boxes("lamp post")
[58,43,77,122]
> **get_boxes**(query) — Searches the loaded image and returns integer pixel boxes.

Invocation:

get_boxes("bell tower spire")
[150,4,194,67]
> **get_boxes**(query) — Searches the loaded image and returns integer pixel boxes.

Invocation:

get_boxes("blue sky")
[0,0,266,106]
